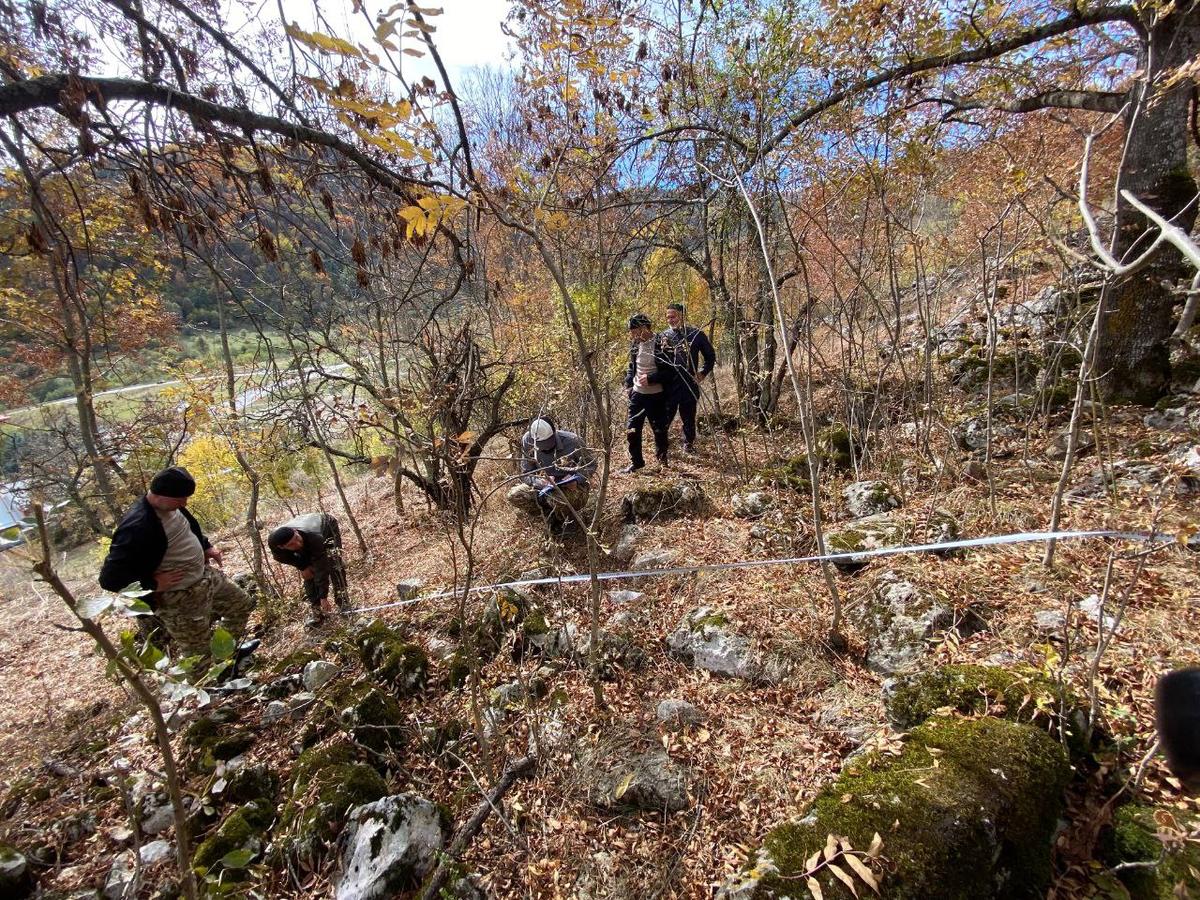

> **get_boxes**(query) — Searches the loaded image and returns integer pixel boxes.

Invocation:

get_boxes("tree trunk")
[1097,6,1200,402]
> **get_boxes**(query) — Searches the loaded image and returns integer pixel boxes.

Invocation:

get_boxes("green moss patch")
[740,717,1069,899]
[281,739,388,868]
[1102,804,1200,899]
[885,664,1084,754]
[193,800,275,877]
[355,620,429,696]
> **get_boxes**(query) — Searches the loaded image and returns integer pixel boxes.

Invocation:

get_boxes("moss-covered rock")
[755,455,813,494]
[268,648,322,677]
[1101,804,1200,899]
[281,740,388,869]
[183,710,253,772]
[825,514,906,572]
[721,717,1070,899]
[222,764,279,807]
[192,800,275,877]
[445,651,472,689]
[183,707,240,749]
[620,481,708,523]
[816,423,854,471]
[885,664,1085,754]
[355,620,428,696]
[336,682,408,753]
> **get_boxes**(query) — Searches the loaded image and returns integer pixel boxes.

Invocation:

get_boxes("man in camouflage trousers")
[99,466,254,667]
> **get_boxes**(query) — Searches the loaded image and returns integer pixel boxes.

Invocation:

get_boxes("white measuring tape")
[348,528,1181,616]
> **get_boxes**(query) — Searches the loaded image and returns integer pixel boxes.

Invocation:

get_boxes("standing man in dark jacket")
[622,313,676,473]
[661,302,716,454]
[267,512,349,627]
[99,466,254,667]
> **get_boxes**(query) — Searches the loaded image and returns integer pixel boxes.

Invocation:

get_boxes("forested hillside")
[1,1,1198,898]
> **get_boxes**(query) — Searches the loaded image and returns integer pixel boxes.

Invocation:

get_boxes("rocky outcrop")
[620,481,707,522]
[719,716,1070,899]
[825,514,906,572]
[731,491,772,518]
[355,621,428,696]
[335,794,450,900]
[842,481,900,518]
[884,664,1085,753]
[577,735,693,813]
[852,575,986,675]
[667,608,831,688]
[280,741,388,869]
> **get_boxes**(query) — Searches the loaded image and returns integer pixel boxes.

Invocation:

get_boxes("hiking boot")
[305,611,327,629]
[619,464,644,475]
[683,443,696,455]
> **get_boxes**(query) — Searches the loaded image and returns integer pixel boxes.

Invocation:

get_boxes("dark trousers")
[627,390,670,468]
[304,516,349,609]
[666,378,701,447]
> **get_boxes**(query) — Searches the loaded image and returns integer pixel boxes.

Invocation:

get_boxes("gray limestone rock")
[666,607,801,685]
[395,578,424,601]
[842,480,901,518]
[656,699,706,730]
[620,481,707,523]
[578,741,693,813]
[631,548,679,570]
[302,660,339,691]
[609,589,644,605]
[608,524,642,565]
[335,794,450,900]
[140,796,174,836]
[666,607,755,679]
[731,491,772,519]
[103,852,136,899]
[262,700,288,726]
[139,840,172,865]
[852,574,986,675]
[0,844,31,898]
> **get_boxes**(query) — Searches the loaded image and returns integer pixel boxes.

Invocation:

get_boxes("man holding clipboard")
[506,417,597,529]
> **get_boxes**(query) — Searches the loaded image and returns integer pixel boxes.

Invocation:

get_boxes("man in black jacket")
[99,467,254,666]
[661,302,716,453]
[267,512,349,627]
[622,313,676,473]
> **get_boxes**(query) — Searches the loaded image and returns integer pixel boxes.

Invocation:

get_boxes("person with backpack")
[267,512,350,627]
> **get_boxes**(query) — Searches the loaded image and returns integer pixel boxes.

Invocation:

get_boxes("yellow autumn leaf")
[613,771,635,800]
[284,23,362,58]
[806,876,824,900]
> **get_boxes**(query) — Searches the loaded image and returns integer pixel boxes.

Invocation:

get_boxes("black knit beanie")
[149,466,196,498]
[267,526,295,550]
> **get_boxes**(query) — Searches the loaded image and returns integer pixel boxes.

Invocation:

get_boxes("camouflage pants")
[155,566,254,662]
[506,480,590,522]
